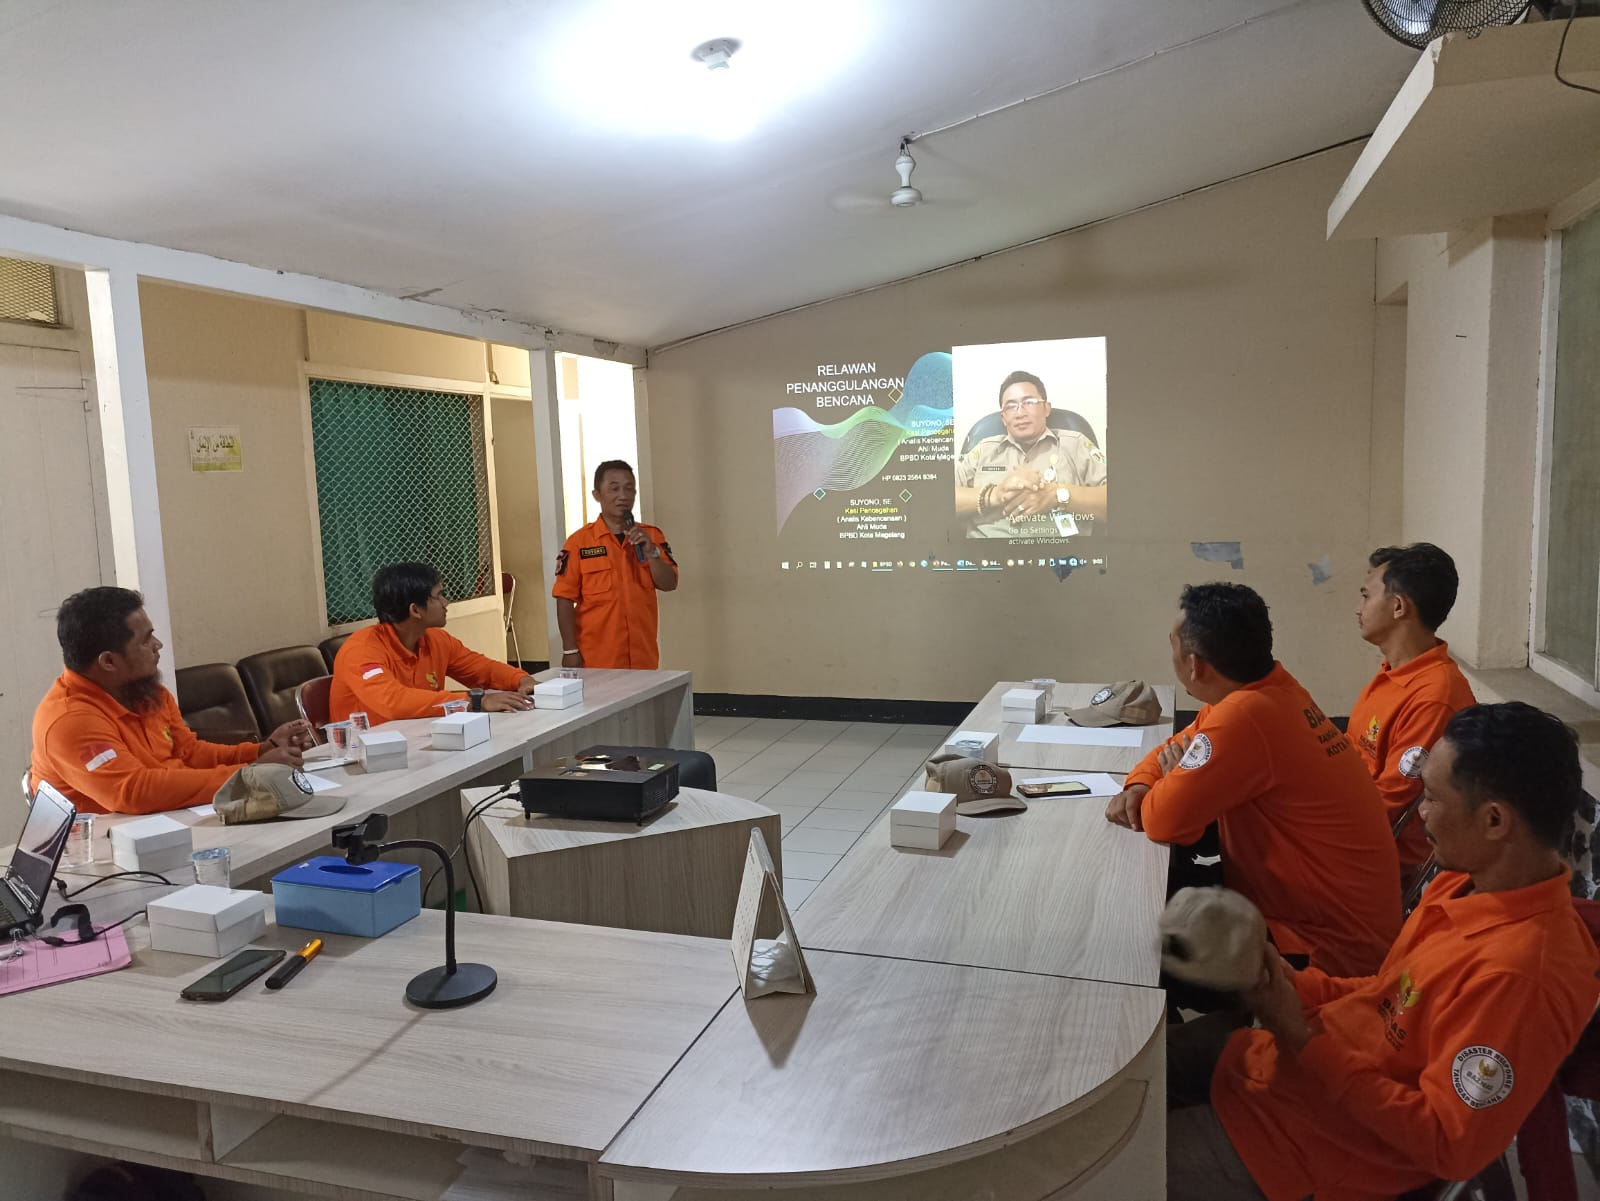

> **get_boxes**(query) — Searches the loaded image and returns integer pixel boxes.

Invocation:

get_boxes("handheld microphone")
[623,511,647,563]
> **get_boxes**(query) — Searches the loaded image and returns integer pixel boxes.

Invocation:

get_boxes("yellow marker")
[265,939,323,990]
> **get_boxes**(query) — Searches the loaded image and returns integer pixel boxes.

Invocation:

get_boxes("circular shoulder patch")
[1399,745,1428,779]
[290,769,314,795]
[1091,686,1114,705]
[1178,733,1213,770]
[1451,1046,1514,1109]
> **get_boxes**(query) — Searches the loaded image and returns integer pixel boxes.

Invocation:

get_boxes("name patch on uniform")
[1178,733,1213,770]
[1452,1046,1513,1109]
[84,747,117,772]
[1399,746,1428,778]
[361,664,385,680]
[580,546,608,559]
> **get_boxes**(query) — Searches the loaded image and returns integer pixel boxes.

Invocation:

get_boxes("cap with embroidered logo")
[1066,680,1162,727]
[213,764,346,825]
[923,753,1025,815]
[1159,886,1269,993]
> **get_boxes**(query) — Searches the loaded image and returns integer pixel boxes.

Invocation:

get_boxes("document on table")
[1016,725,1143,748]
[303,755,356,772]
[1019,772,1125,798]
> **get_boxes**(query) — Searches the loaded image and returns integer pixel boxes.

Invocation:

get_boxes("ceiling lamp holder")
[691,37,741,70]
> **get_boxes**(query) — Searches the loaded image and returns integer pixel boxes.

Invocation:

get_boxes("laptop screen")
[10,782,75,908]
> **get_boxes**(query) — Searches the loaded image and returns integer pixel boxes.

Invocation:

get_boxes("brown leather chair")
[237,646,329,735]
[174,663,261,745]
[318,633,351,671]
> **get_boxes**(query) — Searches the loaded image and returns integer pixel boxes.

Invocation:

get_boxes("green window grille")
[0,257,59,325]
[309,378,493,625]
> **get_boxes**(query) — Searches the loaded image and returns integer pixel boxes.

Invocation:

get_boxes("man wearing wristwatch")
[330,562,535,726]
[954,370,1107,539]
[552,460,678,670]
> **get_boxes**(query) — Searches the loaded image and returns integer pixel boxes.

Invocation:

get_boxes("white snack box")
[942,729,999,765]
[889,790,957,851]
[358,728,408,773]
[148,884,268,958]
[431,711,491,751]
[111,814,193,873]
[1001,687,1047,723]
[533,678,584,710]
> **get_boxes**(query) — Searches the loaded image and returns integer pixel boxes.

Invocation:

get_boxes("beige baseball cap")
[923,754,1025,815]
[213,764,347,825]
[1066,680,1162,727]
[1158,887,1268,993]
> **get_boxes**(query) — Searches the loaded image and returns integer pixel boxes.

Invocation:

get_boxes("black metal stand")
[332,816,496,1010]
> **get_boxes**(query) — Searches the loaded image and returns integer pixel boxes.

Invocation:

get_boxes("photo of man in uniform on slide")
[954,370,1107,539]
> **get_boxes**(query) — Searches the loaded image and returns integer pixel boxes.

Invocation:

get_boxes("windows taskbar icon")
[778,558,1101,571]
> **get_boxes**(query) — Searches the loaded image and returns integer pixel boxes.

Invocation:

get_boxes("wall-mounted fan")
[1360,0,1532,49]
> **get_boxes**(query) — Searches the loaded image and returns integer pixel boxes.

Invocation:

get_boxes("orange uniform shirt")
[329,623,525,726]
[1128,663,1401,976]
[30,671,261,815]
[1349,641,1475,869]
[551,516,677,669]
[1213,869,1600,1201]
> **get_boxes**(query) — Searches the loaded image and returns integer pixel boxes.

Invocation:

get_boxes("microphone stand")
[332,814,496,1009]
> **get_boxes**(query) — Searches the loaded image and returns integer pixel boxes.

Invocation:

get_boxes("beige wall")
[1393,217,1545,669]
[491,394,550,661]
[138,289,540,669]
[647,147,1398,708]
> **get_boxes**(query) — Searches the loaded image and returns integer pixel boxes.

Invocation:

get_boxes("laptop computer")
[0,781,75,937]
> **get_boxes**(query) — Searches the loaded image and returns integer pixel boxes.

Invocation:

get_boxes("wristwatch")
[468,689,485,712]
[1055,487,1071,508]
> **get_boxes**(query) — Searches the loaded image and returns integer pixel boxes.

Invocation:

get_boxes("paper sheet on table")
[1016,725,1143,747]
[302,755,356,772]
[0,926,131,996]
[1019,772,1125,797]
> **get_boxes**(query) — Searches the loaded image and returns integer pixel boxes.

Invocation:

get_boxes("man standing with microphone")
[552,460,678,670]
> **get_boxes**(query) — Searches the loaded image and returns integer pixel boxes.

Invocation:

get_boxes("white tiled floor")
[694,715,954,905]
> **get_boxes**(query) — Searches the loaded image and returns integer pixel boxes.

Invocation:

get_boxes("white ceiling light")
[546,1,870,141]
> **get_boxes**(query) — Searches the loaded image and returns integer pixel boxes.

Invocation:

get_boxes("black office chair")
[959,408,1100,456]
[318,632,352,671]
[174,663,262,745]
[237,646,330,733]
[577,746,717,791]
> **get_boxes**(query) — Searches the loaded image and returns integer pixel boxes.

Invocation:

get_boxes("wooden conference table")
[0,677,1176,1201]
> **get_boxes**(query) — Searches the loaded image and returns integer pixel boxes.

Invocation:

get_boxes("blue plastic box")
[271,856,422,938]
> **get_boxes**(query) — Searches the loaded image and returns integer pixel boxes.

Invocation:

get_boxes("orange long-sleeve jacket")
[1213,868,1600,1201]
[30,671,261,815]
[1349,641,1476,869]
[329,623,525,726]
[1128,662,1401,976]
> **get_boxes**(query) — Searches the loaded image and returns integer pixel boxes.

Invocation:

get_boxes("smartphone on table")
[1016,780,1093,799]
[179,948,286,1002]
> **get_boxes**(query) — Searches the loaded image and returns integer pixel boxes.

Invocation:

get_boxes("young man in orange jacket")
[31,587,311,814]
[1350,543,1476,873]
[331,562,535,726]
[1106,583,1401,977]
[1167,702,1600,1201]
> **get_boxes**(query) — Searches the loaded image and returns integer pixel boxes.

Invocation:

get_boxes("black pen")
[265,938,323,990]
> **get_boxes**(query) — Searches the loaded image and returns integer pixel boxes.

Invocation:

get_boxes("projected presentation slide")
[771,336,1107,574]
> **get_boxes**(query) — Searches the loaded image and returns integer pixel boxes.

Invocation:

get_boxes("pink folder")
[0,926,132,996]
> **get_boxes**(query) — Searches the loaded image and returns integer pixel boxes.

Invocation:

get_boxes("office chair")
[295,675,334,741]
[958,408,1100,457]
[174,663,261,745]
[318,632,351,671]
[501,572,522,668]
[237,646,330,733]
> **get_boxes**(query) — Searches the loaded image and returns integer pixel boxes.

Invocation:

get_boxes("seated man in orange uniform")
[30,587,310,815]
[331,562,534,725]
[553,460,678,670]
[1167,702,1600,1201]
[1106,583,1400,977]
[1350,542,1476,874]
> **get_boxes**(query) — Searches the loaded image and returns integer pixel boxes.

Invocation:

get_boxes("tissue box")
[533,678,584,710]
[943,729,999,765]
[431,711,491,750]
[890,791,957,851]
[1001,687,1047,723]
[358,728,408,772]
[272,856,421,938]
[111,814,193,874]
[148,884,267,958]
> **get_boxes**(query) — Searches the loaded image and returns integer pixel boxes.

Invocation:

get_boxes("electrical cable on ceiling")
[1554,10,1600,94]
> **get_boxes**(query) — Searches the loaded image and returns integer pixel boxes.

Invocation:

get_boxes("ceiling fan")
[830,137,971,215]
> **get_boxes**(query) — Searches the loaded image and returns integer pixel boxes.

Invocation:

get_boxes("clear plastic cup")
[348,711,371,733]
[61,814,95,868]
[324,721,356,755]
[440,699,469,715]
[193,847,231,888]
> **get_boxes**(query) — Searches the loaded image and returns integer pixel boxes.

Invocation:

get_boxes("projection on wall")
[772,337,1107,573]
